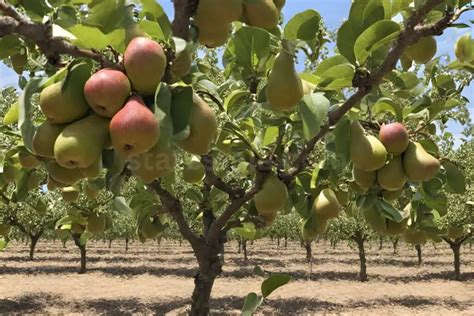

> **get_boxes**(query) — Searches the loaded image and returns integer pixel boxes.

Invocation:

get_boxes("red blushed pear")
[110,95,160,159]
[124,37,167,96]
[84,69,131,117]
[379,122,410,154]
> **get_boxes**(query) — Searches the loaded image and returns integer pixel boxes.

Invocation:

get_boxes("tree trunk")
[108,239,112,249]
[243,239,248,261]
[379,237,383,250]
[304,241,312,262]
[125,238,129,251]
[72,234,87,274]
[29,234,40,261]
[355,235,368,282]
[451,242,461,280]
[284,236,288,248]
[277,237,280,246]
[190,246,223,315]
[391,238,399,254]
[415,244,422,265]
[237,238,241,254]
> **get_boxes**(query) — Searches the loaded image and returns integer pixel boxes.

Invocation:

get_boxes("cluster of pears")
[351,121,441,200]
[401,36,437,68]
[31,36,217,202]
[195,0,285,48]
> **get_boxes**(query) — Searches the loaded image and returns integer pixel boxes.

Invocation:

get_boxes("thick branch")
[172,0,199,40]
[201,154,243,199]
[148,180,201,247]
[0,2,117,67]
[286,0,464,178]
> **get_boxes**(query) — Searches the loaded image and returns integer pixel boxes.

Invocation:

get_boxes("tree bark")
[451,242,461,281]
[391,237,399,254]
[284,236,288,248]
[72,234,87,274]
[243,239,248,261]
[415,244,422,265]
[108,239,112,249]
[304,241,312,262]
[354,234,368,282]
[125,238,129,251]
[29,234,41,261]
[379,236,383,250]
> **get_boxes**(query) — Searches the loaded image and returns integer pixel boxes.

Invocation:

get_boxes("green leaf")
[68,25,125,51]
[376,199,403,222]
[372,98,403,121]
[226,27,271,71]
[241,292,263,316]
[139,0,172,40]
[297,93,329,141]
[0,35,22,59]
[233,222,257,240]
[3,101,19,125]
[442,161,466,194]
[333,117,351,164]
[0,238,7,252]
[154,84,173,146]
[261,273,291,298]
[337,21,359,64]
[113,197,132,213]
[19,78,47,152]
[354,20,400,64]
[170,86,193,136]
[284,10,321,41]
[85,0,127,34]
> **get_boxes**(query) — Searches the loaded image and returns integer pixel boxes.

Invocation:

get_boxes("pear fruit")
[61,186,80,203]
[405,36,437,64]
[403,229,427,245]
[312,188,341,220]
[454,34,474,62]
[0,223,11,236]
[254,174,288,217]
[110,96,160,159]
[141,218,164,239]
[301,216,327,241]
[379,122,409,154]
[171,48,193,79]
[197,23,232,48]
[302,79,316,95]
[447,226,464,240]
[27,171,41,191]
[350,121,387,171]
[385,218,408,236]
[47,162,83,185]
[87,213,106,234]
[3,164,16,183]
[129,142,176,183]
[39,62,91,124]
[363,207,387,234]
[353,166,376,188]
[11,53,27,74]
[183,160,205,183]
[80,156,102,179]
[32,121,65,158]
[124,37,167,95]
[266,42,304,111]
[403,142,440,182]
[377,156,407,191]
[54,114,110,169]
[195,0,243,28]
[18,151,41,169]
[382,189,403,201]
[84,69,131,117]
[244,0,280,29]
[178,94,217,155]
[273,0,285,11]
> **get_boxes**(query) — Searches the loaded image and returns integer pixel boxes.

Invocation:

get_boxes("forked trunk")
[72,234,87,274]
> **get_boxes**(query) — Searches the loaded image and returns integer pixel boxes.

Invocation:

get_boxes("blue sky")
[0,0,472,141]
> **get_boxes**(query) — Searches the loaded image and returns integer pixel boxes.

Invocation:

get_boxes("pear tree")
[0,0,473,314]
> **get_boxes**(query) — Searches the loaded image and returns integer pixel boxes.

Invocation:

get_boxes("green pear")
[454,34,474,62]
[61,186,80,203]
[385,218,408,236]
[39,63,91,124]
[382,189,403,201]
[80,156,102,179]
[110,96,160,159]
[403,228,427,245]
[183,159,205,183]
[405,36,437,64]
[243,0,279,29]
[254,174,288,217]
[2,164,16,183]
[19,151,41,169]
[273,0,285,11]
[447,226,464,240]
[195,0,243,28]
[350,121,387,171]
[47,162,83,185]
[171,48,193,80]
[54,114,109,169]
[301,216,327,241]
[353,166,376,188]
[363,207,387,234]
[402,142,440,182]
[197,23,232,48]
[84,69,131,117]
[87,213,106,234]
[32,121,65,158]
[312,188,341,220]
[129,142,176,183]
[11,53,27,74]
[178,94,217,155]
[141,218,165,239]
[266,41,304,111]
[379,122,409,154]
[124,37,167,95]
[0,223,11,236]
[377,156,407,191]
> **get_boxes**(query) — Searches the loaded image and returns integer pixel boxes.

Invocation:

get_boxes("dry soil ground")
[0,239,473,315]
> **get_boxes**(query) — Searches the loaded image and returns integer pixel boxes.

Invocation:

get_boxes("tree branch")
[201,154,244,199]
[172,0,199,40]
[0,2,118,68]
[148,180,201,247]
[285,0,466,179]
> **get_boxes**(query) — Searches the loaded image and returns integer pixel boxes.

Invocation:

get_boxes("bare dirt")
[0,238,473,315]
